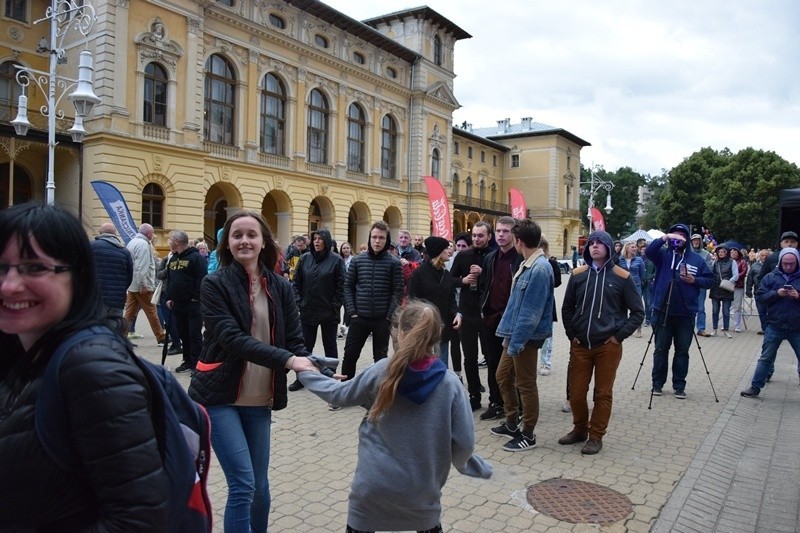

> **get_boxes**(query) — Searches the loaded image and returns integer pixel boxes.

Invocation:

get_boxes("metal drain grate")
[527,478,632,524]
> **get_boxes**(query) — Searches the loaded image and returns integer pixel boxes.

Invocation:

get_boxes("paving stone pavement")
[130,284,800,532]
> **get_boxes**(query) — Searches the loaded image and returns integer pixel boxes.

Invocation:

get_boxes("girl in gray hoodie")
[298,299,492,532]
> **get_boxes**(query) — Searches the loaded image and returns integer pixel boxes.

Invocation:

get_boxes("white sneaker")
[561,401,572,413]
[539,365,551,376]
[723,330,732,338]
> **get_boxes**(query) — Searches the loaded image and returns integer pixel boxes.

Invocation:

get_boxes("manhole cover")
[527,478,632,524]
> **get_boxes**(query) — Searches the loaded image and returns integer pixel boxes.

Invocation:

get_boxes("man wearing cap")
[741,248,800,398]
[758,231,799,284]
[690,234,714,336]
[645,224,715,399]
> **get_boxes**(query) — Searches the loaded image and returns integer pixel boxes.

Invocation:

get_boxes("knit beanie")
[424,236,449,259]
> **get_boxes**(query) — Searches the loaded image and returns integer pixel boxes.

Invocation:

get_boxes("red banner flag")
[590,207,606,232]
[424,176,452,241]
[509,189,527,219]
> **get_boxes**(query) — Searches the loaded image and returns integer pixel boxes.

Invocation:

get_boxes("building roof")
[284,0,421,63]
[452,127,509,151]
[470,118,591,147]
[361,6,472,41]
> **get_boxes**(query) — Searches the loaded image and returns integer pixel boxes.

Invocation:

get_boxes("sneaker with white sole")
[674,389,686,399]
[723,330,732,338]
[539,365,551,376]
[503,431,536,452]
[652,387,663,396]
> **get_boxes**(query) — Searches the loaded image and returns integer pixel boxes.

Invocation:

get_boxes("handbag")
[719,279,735,292]
[151,281,164,304]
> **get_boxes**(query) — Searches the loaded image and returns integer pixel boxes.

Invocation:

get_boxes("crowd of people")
[2,199,798,531]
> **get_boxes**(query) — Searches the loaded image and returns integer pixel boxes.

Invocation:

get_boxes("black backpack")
[35,326,213,532]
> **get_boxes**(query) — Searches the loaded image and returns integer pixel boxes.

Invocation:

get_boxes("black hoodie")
[292,229,345,323]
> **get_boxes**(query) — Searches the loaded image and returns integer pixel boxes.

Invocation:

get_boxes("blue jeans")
[642,284,653,324]
[711,299,731,330]
[209,405,272,533]
[438,339,450,369]
[539,336,553,368]
[751,325,800,389]
[651,311,694,391]
[756,299,767,332]
[695,289,708,332]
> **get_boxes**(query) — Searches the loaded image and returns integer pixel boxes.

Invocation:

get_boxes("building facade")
[1,0,587,256]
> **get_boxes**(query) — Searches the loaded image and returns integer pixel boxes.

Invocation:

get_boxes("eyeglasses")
[0,263,73,278]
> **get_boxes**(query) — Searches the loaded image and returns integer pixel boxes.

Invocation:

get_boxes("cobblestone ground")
[133,284,780,532]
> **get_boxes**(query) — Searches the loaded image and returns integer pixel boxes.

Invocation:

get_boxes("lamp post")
[580,166,614,230]
[10,0,99,206]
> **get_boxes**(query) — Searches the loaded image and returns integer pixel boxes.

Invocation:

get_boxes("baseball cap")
[691,234,702,240]
[781,231,798,241]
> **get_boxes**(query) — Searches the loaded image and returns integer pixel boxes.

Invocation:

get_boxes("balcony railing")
[203,141,241,160]
[306,162,333,176]
[143,124,170,141]
[258,152,290,168]
[380,177,401,189]
[345,170,369,183]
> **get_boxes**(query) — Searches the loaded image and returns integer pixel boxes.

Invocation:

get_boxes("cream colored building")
[1,0,587,256]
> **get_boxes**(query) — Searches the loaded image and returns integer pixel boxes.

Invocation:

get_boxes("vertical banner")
[590,207,606,232]
[424,176,452,241]
[509,188,527,219]
[90,181,138,244]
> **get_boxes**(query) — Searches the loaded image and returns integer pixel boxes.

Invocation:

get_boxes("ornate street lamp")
[11,0,99,205]
[580,166,615,229]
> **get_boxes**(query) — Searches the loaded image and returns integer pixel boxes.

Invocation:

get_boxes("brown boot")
[558,429,588,445]
[581,438,603,455]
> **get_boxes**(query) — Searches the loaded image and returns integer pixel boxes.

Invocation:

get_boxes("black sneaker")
[469,396,481,412]
[288,379,304,391]
[652,387,663,396]
[478,359,488,368]
[674,389,686,399]
[167,346,183,355]
[490,421,519,439]
[480,403,505,421]
[174,361,193,373]
[503,431,536,452]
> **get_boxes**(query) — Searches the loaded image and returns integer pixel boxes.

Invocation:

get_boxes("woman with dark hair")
[188,210,318,533]
[0,202,167,530]
[406,236,462,368]
[709,244,738,337]
[298,299,492,532]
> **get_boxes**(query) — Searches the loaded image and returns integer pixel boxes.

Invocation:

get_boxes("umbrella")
[721,240,747,251]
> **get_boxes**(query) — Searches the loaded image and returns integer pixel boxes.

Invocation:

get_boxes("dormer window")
[353,51,365,65]
[314,34,328,48]
[386,67,397,79]
[269,14,286,29]
[433,35,443,66]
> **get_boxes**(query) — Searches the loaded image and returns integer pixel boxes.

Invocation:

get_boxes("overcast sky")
[325,0,800,176]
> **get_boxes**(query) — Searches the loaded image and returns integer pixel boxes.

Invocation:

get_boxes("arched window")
[347,103,365,172]
[479,180,486,200]
[465,176,473,198]
[143,62,167,126]
[141,183,165,228]
[1,61,23,120]
[452,173,460,196]
[431,149,440,179]
[491,183,497,204]
[260,73,286,155]
[0,163,33,209]
[433,35,443,66]
[204,54,236,145]
[381,115,397,179]
[307,89,328,164]
[269,14,286,29]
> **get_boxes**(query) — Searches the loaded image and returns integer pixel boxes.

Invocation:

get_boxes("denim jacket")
[495,251,553,356]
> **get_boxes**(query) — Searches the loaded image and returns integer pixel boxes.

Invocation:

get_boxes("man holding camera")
[741,248,800,397]
[645,224,714,399]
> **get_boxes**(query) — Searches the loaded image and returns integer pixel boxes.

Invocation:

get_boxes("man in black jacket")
[450,220,494,410]
[341,221,403,380]
[90,222,133,319]
[166,230,207,373]
[478,216,522,419]
[288,229,345,391]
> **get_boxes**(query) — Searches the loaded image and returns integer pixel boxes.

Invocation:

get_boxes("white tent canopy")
[647,229,665,239]
[621,229,654,243]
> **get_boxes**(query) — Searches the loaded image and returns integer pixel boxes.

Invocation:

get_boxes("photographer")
[645,224,714,399]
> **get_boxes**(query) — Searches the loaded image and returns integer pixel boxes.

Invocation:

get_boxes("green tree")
[658,147,732,230]
[704,148,800,248]
[579,166,645,239]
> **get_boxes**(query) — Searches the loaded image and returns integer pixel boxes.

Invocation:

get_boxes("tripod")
[631,272,719,408]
